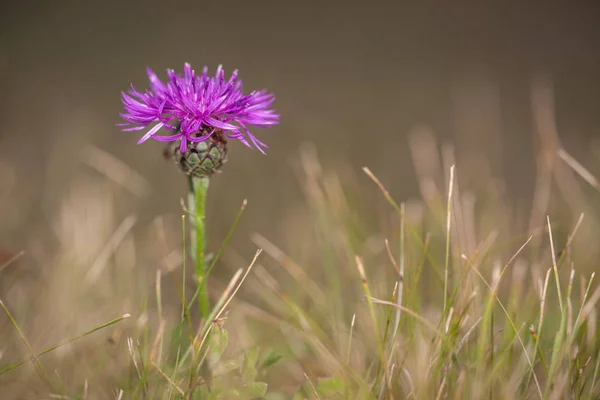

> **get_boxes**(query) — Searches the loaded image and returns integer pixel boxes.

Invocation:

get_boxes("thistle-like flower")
[119,63,279,176]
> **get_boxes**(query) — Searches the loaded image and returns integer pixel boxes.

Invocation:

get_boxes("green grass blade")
[0,312,130,375]
[0,299,55,391]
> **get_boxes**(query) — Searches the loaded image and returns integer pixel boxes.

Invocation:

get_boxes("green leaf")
[264,392,288,400]
[292,391,306,400]
[316,374,345,397]
[196,385,216,400]
[242,346,261,383]
[243,381,268,398]
[209,328,229,367]
[259,350,283,369]
[215,354,244,376]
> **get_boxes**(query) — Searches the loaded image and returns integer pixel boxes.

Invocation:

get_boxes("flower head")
[119,63,279,154]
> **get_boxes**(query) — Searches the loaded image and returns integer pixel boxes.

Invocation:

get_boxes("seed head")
[164,128,228,177]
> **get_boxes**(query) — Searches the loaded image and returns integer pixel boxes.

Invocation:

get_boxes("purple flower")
[119,63,279,154]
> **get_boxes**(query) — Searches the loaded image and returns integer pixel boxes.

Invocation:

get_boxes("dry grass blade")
[384,239,400,275]
[214,249,262,323]
[303,372,321,399]
[558,148,600,190]
[252,233,326,304]
[127,337,142,381]
[443,165,455,316]
[155,269,163,327]
[435,376,447,400]
[192,268,243,357]
[500,236,533,285]
[346,313,356,365]
[0,250,25,274]
[363,167,402,213]
[547,216,565,315]
[85,214,137,283]
[566,212,585,249]
[393,203,406,340]
[192,249,262,358]
[456,317,482,353]
[369,298,445,339]
[81,145,150,197]
[152,362,185,396]
[82,379,88,400]
[150,319,166,364]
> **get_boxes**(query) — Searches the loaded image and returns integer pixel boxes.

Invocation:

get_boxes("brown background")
[1,0,600,254]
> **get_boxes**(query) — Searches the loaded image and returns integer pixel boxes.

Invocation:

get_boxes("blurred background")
[1,0,600,396]
[2,1,600,242]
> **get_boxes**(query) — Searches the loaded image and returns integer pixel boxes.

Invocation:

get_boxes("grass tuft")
[3,120,600,399]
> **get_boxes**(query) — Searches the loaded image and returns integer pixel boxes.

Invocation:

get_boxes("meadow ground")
[1,81,600,400]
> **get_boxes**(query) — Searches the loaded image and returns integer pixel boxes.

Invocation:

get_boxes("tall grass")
[1,81,600,399]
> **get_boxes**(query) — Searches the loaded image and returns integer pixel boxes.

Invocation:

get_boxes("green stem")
[188,175,210,319]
